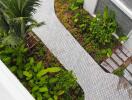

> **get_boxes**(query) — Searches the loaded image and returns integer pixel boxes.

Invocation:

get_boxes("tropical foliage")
[0,0,43,38]
[0,0,84,99]
[69,0,84,10]
[0,39,83,100]
[89,7,117,46]
[113,67,125,77]
[55,0,128,63]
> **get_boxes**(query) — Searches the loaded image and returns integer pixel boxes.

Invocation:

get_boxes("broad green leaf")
[3,57,11,64]
[77,0,84,4]
[36,61,43,70]
[48,98,53,100]
[23,71,32,78]
[39,87,48,92]
[46,67,61,73]
[32,86,39,92]
[37,93,42,100]
[37,69,48,77]
[10,66,17,72]
[17,69,23,79]
[57,91,65,96]
[29,57,34,64]
[49,78,58,84]
[54,95,58,100]
[103,7,108,20]
[23,48,28,53]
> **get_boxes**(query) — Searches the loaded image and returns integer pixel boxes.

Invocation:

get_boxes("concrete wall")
[83,0,98,16]
[0,60,34,100]
[95,0,132,36]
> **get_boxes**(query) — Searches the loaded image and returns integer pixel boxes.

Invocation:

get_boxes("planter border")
[0,60,34,100]
[83,0,98,17]
[111,0,132,20]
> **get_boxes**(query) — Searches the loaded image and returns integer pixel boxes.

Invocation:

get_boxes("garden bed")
[0,33,84,100]
[55,0,121,63]
[0,0,84,99]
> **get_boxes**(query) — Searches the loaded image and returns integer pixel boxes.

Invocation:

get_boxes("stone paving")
[33,0,131,99]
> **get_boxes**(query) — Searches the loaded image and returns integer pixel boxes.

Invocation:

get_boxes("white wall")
[124,30,132,54]
[0,60,35,100]
[111,0,132,20]
[83,0,98,16]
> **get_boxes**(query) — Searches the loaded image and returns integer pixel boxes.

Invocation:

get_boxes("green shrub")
[113,67,125,77]
[0,0,84,99]
[22,57,77,100]
[0,40,83,100]
[72,11,91,34]
[69,0,84,10]
[89,7,117,46]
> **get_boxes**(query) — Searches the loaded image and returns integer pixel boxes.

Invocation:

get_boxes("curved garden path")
[33,0,130,99]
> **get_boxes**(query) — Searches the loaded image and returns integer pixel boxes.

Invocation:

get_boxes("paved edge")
[0,60,35,100]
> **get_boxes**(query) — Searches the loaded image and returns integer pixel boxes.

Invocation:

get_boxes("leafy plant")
[89,7,117,46]
[119,36,128,43]
[0,40,83,100]
[113,67,125,77]
[0,0,84,99]
[18,57,77,100]
[100,48,112,57]
[69,0,84,11]
[73,11,91,34]
[0,0,43,38]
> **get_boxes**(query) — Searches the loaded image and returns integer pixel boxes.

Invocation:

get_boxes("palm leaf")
[0,0,41,37]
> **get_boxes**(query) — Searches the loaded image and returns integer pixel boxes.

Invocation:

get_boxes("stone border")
[0,60,35,100]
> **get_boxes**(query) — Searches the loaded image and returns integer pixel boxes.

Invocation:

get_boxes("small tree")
[0,0,43,38]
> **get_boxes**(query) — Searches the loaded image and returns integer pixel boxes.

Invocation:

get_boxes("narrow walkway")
[33,0,130,99]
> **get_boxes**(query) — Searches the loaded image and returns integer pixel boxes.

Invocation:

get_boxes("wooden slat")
[106,58,119,70]
[101,61,114,73]
[121,46,132,57]
[111,53,123,66]
[115,49,128,61]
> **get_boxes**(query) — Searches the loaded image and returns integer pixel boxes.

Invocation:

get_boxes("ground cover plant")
[0,0,84,99]
[0,36,84,100]
[55,0,122,63]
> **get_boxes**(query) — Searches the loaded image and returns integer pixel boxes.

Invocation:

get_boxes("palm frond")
[0,0,42,38]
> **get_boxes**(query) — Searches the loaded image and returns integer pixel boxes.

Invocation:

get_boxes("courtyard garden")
[55,0,127,63]
[0,0,84,100]
[0,0,132,100]
[55,0,132,78]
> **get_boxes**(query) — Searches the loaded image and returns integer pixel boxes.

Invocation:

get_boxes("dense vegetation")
[55,0,125,63]
[0,37,84,100]
[0,0,84,100]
